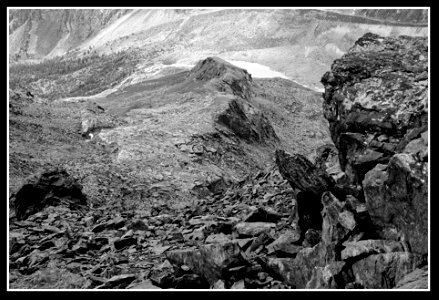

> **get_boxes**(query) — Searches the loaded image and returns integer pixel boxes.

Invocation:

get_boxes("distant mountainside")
[9,9,128,60]
[9,8,428,90]
[353,9,428,25]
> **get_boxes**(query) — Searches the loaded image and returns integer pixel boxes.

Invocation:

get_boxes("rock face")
[363,154,428,255]
[189,57,253,100]
[351,252,424,289]
[275,150,334,234]
[321,33,428,185]
[13,168,87,220]
[190,57,279,144]
[276,150,335,197]
[262,33,428,290]
[394,265,428,289]
[215,98,279,144]
[165,240,245,286]
[321,33,428,252]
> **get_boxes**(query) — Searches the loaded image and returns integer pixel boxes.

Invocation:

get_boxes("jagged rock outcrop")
[320,191,357,245]
[12,168,87,220]
[321,33,428,185]
[321,33,428,258]
[276,150,335,197]
[275,150,334,234]
[165,240,246,286]
[351,252,425,289]
[265,33,428,290]
[188,57,279,144]
[189,57,253,100]
[363,153,428,255]
[215,97,279,144]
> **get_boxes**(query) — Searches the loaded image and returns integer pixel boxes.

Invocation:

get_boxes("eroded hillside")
[9,8,428,90]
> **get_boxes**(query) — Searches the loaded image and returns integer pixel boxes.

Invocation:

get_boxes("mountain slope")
[9,8,428,90]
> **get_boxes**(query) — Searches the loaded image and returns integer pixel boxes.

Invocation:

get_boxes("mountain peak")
[189,57,253,99]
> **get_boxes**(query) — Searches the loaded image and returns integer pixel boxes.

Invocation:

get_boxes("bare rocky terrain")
[9,9,428,90]
[8,9,429,290]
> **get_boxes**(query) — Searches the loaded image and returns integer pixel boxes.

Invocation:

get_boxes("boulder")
[212,279,226,289]
[266,230,302,257]
[363,153,428,255]
[234,222,276,237]
[351,252,425,289]
[13,168,87,221]
[302,229,321,248]
[314,144,343,180]
[321,33,428,185]
[394,265,428,289]
[96,274,137,289]
[149,260,176,288]
[261,242,336,288]
[215,97,279,144]
[205,233,231,244]
[230,279,245,289]
[321,192,357,245]
[276,150,334,234]
[292,242,337,288]
[260,257,297,287]
[341,239,403,260]
[275,150,334,197]
[305,261,345,289]
[165,240,245,285]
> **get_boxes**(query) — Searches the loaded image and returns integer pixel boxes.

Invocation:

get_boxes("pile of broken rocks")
[8,166,302,289]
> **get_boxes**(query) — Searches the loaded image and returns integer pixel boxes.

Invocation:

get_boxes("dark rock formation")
[340,239,404,260]
[351,252,424,289]
[276,150,334,197]
[321,33,428,185]
[314,144,343,180]
[13,168,87,220]
[263,33,429,290]
[363,153,428,255]
[243,206,282,223]
[275,150,334,234]
[189,57,253,100]
[318,33,428,287]
[305,261,345,289]
[165,240,245,286]
[321,191,357,245]
[322,34,428,254]
[215,97,279,144]
[394,265,428,289]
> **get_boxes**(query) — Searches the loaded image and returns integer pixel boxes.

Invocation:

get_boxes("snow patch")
[224,60,290,80]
